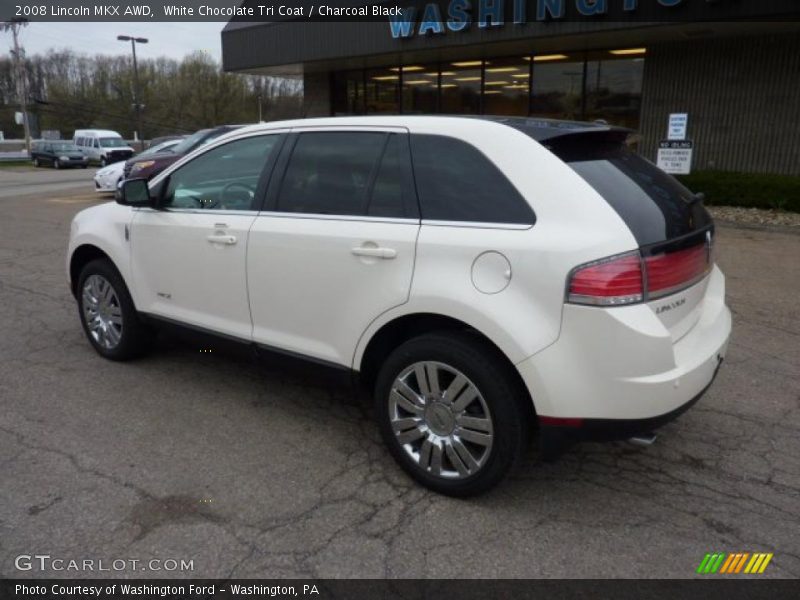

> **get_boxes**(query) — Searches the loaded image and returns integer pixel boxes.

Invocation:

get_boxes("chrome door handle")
[207,234,237,245]
[351,246,397,259]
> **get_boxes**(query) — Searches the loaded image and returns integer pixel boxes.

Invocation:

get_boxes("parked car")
[30,140,88,169]
[73,129,134,166]
[93,138,184,193]
[123,125,243,181]
[67,116,731,496]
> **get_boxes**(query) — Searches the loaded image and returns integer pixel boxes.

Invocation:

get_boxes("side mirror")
[117,178,154,207]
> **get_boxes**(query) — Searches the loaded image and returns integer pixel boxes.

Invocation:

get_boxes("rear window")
[550,139,711,246]
[410,134,535,225]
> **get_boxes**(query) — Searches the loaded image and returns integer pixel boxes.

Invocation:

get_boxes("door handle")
[351,246,397,259]
[207,234,237,245]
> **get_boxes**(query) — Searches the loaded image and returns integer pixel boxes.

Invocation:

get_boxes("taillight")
[568,239,712,306]
[645,243,710,299]
[567,251,643,306]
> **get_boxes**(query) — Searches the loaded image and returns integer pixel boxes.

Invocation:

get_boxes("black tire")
[53,159,61,169]
[81,165,88,169]
[375,332,530,497]
[100,157,107,167]
[77,258,154,361]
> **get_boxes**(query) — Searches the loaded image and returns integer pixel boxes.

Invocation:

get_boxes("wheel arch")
[358,312,536,419]
[69,244,116,298]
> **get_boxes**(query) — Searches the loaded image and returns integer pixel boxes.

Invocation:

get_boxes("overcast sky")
[8,22,226,62]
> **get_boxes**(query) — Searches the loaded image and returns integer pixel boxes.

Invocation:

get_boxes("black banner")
[4,0,800,23]
[3,579,800,600]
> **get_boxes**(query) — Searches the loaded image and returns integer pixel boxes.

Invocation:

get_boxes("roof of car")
[231,115,631,143]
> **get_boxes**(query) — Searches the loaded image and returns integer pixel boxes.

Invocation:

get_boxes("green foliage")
[0,50,302,140]
[677,170,800,213]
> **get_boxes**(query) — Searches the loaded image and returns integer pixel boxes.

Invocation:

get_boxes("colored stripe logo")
[697,552,773,574]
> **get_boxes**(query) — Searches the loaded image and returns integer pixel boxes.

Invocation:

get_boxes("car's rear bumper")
[516,265,731,448]
[537,358,722,458]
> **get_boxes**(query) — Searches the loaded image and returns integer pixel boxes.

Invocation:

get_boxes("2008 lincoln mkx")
[67,116,731,495]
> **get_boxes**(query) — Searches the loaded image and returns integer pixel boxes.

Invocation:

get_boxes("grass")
[0,160,33,169]
[677,170,800,213]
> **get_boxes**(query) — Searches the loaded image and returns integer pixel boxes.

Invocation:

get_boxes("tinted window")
[552,139,711,246]
[277,132,390,216]
[368,134,407,218]
[410,135,534,224]
[162,135,280,211]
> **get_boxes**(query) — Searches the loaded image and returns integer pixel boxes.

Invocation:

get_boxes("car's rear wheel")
[77,259,153,361]
[375,332,529,496]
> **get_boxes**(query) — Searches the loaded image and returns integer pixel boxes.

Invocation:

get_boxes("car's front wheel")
[77,259,153,360]
[375,332,529,496]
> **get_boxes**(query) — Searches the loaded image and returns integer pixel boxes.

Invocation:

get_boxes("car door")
[247,128,420,367]
[130,132,285,339]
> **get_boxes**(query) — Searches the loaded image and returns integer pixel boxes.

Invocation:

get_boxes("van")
[73,129,134,166]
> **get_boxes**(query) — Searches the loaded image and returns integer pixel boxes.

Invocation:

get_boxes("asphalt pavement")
[0,182,798,579]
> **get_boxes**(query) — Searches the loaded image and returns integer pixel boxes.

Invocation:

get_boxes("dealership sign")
[390,0,707,38]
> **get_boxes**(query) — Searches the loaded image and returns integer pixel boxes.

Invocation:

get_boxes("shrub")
[676,171,800,213]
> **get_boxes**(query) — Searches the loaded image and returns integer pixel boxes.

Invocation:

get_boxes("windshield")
[139,140,178,157]
[99,137,126,148]
[170,130,213,155]
[52,142,79,152]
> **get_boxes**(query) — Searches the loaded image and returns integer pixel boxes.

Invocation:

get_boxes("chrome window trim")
[256,211,419,225]
[421,219,533,230]
[133,207,258,216]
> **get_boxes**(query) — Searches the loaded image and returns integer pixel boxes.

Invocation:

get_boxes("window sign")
[668,113,688,141]
[657,140,693,175]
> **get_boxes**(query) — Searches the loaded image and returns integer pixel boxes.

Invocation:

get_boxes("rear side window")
[551,139,711,246]
[410,134,534,225]
[276,131,410,218]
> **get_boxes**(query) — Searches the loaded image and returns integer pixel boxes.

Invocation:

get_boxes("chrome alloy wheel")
[389,361,494,479]
[82,274,123,350]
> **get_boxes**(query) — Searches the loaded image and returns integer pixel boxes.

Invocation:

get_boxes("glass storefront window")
[365,67,400,114]
[401,64,438,114]
[530,53,585,121]
[330,47,645,126]
[332,70,365,115]
[584,49,645,129]
[441,60,482,114]
[482,56,530,116]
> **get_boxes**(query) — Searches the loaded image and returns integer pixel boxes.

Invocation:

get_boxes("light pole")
[3,19,31,154]
[117,35,148,150]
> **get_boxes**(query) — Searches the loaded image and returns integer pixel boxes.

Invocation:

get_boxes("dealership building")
[222,1,800,175]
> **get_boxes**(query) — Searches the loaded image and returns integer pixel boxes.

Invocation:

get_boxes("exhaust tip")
[628,432,657,447]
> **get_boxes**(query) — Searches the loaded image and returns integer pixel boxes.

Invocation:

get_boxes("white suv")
[67,117,731,496]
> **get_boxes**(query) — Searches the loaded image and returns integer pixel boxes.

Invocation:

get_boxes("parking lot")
[1,168,799,579]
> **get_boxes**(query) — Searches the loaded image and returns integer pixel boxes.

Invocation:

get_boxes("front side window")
[276,131,409,218]
[161,135,281,211]
[410,134,535,224]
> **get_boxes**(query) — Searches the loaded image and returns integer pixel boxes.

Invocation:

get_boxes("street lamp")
[117,35,148,150]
